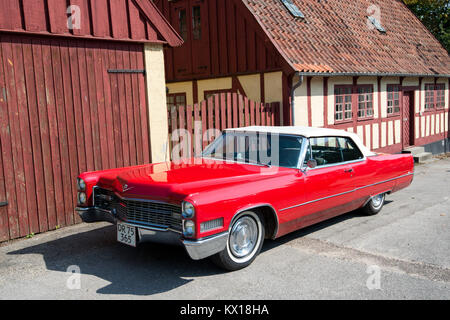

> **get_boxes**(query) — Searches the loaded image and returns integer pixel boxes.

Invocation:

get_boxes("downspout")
[291,72,303,126]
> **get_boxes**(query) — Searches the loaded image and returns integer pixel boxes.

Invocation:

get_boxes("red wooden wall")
[0,0,182,45]
[0,34,150,241]
[155,0,287,82]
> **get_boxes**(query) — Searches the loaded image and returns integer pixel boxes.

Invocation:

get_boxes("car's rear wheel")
[361,193,385,216]
[211,211,264,271]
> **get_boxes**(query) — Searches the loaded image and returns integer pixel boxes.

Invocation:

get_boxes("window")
[192,6,201,40]
[337,137,364,162]
[306,137,363,167]
[167,93,187,109]
[281,0,305,19]
[425,84,435,110]
[202,132,303,169]
[387,85,400,115]
[426,83,446,110]
[436,84,445,109]
[335,86,352,122]
[357,86,374,119]
[179,9,188,41]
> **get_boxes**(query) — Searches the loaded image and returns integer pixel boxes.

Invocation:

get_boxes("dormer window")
[281,0,305,19]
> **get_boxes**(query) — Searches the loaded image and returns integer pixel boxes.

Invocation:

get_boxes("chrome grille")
[94,187,182,231]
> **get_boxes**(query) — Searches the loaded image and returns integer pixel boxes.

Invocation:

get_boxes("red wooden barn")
[0,0,182,242]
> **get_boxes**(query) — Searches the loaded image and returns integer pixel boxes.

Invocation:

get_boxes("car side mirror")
[306,159,317,169]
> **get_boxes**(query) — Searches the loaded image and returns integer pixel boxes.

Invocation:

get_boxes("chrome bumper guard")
[75,207,229,260]
[182,232,228,260]
[76,207,117,224]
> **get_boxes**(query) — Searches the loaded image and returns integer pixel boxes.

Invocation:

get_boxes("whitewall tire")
[211,211,265,271]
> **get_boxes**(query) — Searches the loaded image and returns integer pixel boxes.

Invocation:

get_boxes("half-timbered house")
[156,0,450,155]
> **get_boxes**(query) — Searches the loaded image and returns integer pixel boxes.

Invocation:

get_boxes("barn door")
[0,34,151,242]
[402,91,415,147]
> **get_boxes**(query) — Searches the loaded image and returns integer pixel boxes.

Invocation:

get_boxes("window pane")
[192,6,201,40]
[335,87,352,122]
[341,138,364,161]
[202,133,302,169]
[310,137,343,165]
[179,9,187,41]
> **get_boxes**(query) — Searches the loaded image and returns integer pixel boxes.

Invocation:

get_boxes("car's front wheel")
[211,211,264,271]
[361,193,385,216]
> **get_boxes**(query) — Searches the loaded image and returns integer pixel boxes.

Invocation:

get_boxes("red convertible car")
[76,126,414,270]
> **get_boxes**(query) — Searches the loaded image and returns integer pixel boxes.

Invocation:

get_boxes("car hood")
[96,158,292,203]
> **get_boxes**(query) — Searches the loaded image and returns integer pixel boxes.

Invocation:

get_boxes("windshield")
[202,131,303,169]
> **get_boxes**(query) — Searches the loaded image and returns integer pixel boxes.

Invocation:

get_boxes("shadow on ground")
[7,204,386,296]
[7,225,221,296]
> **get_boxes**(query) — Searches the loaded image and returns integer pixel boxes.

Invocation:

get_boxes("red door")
[0,34,151,241]
[402,91,415,147]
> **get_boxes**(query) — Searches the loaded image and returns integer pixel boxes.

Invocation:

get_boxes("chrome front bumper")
[75,207,228,260]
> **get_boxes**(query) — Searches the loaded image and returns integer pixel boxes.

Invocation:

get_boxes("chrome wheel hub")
[229,216,258,258]
[372,194,384,208]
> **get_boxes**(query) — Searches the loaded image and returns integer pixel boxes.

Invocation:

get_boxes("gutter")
[295,72,450,78]
[290,72,303,126]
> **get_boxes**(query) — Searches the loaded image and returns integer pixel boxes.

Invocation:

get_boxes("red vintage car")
[76,126,414,270]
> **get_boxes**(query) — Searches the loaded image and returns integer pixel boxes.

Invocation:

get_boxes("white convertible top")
[225,126,377,157]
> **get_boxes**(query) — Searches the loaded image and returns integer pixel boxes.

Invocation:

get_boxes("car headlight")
[182,201,195,219]
[183,220,195,238]
[77,178,86,191]
[77,192,87,205]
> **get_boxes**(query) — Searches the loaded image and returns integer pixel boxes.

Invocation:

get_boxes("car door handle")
[344,168,354,173]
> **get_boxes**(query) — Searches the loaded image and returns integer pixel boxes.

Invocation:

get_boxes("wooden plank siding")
[0,0,183,46]
[168,92,281,160]
[0,34,151,241]
[155,0,287,82]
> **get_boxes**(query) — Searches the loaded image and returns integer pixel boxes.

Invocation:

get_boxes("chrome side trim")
[308,158,366,170]
[280,189,355,212]
[280,172,413,212]
[353,172,413,191]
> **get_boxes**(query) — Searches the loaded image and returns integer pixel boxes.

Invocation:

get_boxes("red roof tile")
[243,0,450,76]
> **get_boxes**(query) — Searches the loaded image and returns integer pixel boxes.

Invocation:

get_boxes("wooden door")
[402,91,415,147]
[0,34,150,241]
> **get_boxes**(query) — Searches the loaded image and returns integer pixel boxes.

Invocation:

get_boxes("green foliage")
[403,0,450,52]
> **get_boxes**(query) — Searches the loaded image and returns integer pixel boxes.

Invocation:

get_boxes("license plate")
[117,222,136,247]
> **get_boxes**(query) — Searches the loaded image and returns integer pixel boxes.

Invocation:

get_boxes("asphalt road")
[0,156,449,300]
